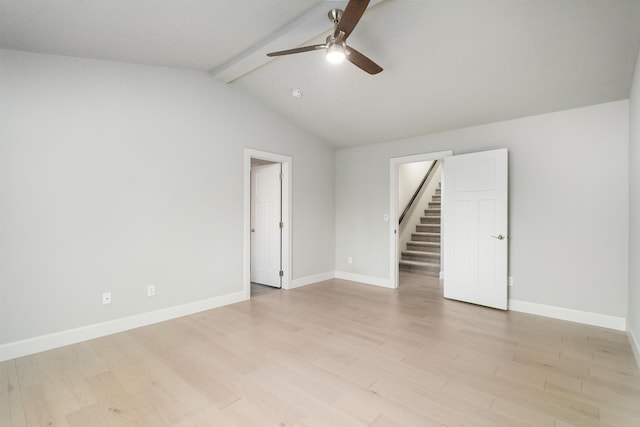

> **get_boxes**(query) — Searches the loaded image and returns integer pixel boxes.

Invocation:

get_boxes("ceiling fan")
[266,0,383,75]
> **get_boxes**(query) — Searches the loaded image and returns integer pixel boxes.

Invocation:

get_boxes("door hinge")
[279,222,284,229]
[279,270,284,277]
[279,173,283,181]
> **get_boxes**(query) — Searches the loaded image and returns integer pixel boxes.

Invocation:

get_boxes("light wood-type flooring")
[2,272,640,426]
[251,282,280,298]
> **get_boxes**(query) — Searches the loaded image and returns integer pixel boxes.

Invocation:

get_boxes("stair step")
[401,250,440,262]
[416,223,440,233]
[420,216,441,224]
[411,232,440,242]
[406,241,441,253]
[400,179,442,278]
[399,260,440,277]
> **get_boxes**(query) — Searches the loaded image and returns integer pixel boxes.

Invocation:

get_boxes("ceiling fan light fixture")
[265,0,382,74]
[326,43,346,64]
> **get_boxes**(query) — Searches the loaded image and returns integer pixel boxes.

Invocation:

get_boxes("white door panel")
[443,149,508,310]
[251,163,281,287]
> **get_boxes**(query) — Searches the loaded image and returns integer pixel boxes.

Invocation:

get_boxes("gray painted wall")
[0,49,335,344]
[629,51,640,355]
[335,101,629,317]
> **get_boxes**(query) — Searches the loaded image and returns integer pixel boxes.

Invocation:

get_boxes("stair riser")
[412,234,440,243]
[407,243,441,253]
[424,209,441,216]
[429,202,441,209]
[399,263,440,277]
[432,196,441,201]
[402,253,440,263]
[416,224,440,233]
[420,217,441,224]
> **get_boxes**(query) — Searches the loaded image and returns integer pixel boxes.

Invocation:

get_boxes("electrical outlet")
[508,276,514,287]
[147,285,156,297]
[347,256,353,264]
[102,292,111,305]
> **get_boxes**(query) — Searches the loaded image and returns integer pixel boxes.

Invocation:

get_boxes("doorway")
[244,149,292,299]
[390,149,509,310]
[389,151,452,289]
[250,160,281,288]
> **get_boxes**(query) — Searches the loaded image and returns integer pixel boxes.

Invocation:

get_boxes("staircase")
[399,183,441,277]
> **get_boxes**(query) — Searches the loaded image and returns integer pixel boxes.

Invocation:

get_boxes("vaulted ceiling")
[2,0,640,147]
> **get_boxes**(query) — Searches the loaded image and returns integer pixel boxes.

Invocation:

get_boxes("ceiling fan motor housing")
[328,9,344,24]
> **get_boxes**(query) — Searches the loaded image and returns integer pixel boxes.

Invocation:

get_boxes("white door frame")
[244,148,292,299]
[389,150,452,289]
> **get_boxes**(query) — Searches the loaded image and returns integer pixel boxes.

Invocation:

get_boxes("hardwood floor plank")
[440,380,495,408]
[173,406,237,427]
[82,371,145,425]
[331,394,381,425]
[238,363,354,426]
[489,396,556,426]
[542,382,640,427]
[352,353,447,394]
[38,347,97,414]
[494,362,547,389]
[65,403,114,427]
[221,398,288,427]
[312,356,378,389]
[21,380,71,427]
[368,414,409,427]
[0,361,27,427]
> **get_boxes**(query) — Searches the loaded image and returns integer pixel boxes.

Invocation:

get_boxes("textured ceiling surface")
[2,0,640,147]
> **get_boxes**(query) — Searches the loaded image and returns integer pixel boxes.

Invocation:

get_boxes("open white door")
[443,149,508,310]
[251,163,281,288]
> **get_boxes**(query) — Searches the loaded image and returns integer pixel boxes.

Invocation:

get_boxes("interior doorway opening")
[244,149,292,299]
[389,150,452,289]
[250,159,282,297]
[397,160,443,280]
[250,159,282,288]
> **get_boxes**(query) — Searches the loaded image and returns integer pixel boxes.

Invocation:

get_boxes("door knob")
[491,234,505,240]
[251,228,255,232]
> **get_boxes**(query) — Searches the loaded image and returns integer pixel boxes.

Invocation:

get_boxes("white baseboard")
[289,272,335,289]
[0,291,246,363]
[334,271,394,289]
[628,326,640,370]
[509,299,626,331]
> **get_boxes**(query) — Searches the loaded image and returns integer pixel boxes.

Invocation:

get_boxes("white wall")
[336,101,629,318]
[0,49,335,347]
[398,161,432,217]
[629,50,640,363]
[398,162,442,267]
